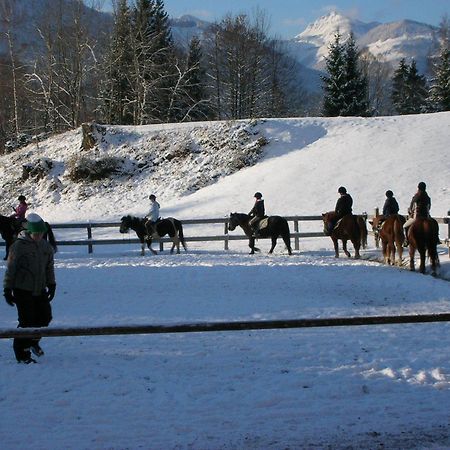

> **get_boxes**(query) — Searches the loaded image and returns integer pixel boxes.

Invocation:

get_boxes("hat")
[26,213,47,233]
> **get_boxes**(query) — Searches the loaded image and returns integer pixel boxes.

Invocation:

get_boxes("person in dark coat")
[328,186,353,234]
[248,192,265,237]
[3,213,56,364]
[382,190,400,217]
[403,181,432,246]
[335,186,353,219]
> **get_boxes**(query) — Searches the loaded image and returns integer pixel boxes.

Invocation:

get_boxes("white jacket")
[147,201,160,222]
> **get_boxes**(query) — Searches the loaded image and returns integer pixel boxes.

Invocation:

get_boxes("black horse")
[0,214,57,260]
[119,215,187,255]
[228,212,292,255]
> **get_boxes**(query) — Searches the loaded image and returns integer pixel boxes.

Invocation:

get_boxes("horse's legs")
[381,240,388,264]
[419,248,426,274]
[146,238,157,255]
[332,238,339,257]
[248,237,256,254]
[172,235,181,254]
[352,240,360,259]
[396,240,403,266]
[140,241,145,256]
[342,240,351,258]
[268,236,277,254]
[409,246,415,271]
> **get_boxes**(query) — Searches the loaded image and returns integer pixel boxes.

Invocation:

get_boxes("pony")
[228,213,292,255]
[322,212,367,258]
[407,217,440,275]
[369,214,406,266]
[0,214,57,260]
[119,215,186,255]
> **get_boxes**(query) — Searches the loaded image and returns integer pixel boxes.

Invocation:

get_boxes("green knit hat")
[26,213,47,233]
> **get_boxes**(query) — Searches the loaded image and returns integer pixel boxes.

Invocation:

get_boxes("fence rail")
[1,211,449,255]
[1,313,450,339]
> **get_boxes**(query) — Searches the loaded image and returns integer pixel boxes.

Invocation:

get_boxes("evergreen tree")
[391,58,409,114]
[429,32,450,111]
[100,0,134,124]
[406,60,428,113]
[391,59,428,114]
[182,36,209,121]
[341,33,370,116]
[322,32,369,117]
[322,32,347,116]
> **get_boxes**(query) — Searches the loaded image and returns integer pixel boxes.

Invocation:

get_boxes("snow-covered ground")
[0,112,450,449]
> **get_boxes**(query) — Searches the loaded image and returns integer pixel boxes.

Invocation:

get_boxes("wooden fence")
[1,210,449,256]
[1,313,450,339]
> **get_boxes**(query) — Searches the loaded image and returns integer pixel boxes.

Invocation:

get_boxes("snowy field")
[0,112,449,448]
[1,237,450,449]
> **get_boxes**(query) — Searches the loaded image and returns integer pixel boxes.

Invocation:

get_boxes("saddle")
[255,216,269,231]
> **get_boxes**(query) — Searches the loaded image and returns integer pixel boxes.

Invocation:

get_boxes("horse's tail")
[45,222,58,253]
[358,216,368,249]
[281,218,292,253]
[176,220,187,251]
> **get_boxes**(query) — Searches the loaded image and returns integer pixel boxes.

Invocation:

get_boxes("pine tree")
[429,26,450,112]
[392,59,428,114]
[100,0,134,124]
[406,60,428,113]
[341,33,370,116]
[391,58,409,114]
[182,36,209,121]
[322,32,347,116]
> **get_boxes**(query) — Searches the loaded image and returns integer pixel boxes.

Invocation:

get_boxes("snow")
[1,112,450,449]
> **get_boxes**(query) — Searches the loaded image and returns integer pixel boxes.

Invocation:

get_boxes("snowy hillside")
[0,113,449,224]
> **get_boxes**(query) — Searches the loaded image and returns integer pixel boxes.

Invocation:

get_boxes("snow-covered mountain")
[289,11,438,74]
[169,14,212,48]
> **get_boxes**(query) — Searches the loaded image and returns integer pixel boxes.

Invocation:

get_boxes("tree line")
[0,0,449,153]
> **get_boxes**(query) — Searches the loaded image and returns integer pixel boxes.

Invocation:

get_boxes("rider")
[382,190,399,218]
[403,181,431,246]
[145,194,160,236]
[248,192,265,237]
[329,186,353,233]
[11,195,28,224]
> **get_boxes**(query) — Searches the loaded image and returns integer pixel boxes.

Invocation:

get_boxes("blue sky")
[104,0,449,38]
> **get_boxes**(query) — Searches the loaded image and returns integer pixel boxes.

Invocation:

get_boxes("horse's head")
[321,211,336,234]
[228,212,247,231]
[119,215,132,234]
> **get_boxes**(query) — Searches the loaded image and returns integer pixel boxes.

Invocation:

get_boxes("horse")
[0,214,57,260]
[322,212,367,258]
[228,213,292,255]
[369,214,406,266]
[119,215,187,255]
[408,217,440,275]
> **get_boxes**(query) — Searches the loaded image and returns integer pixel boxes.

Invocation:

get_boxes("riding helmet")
[418,182,426,191]
[149,194,156,200]
[338,186,347,194]
[18,195,26,201]
[254,192,262,199]
[385,190,393,198]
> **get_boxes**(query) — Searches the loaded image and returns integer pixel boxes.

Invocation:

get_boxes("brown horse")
[408,217,440,275]
[322,212,367,258]
[370,214,406,266]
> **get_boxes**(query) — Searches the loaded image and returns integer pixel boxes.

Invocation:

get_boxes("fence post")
[87,222,93,254]
[373,207,379,248]
[447,210,450,258]
[224,219,229,250]
[294,219,299,251]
